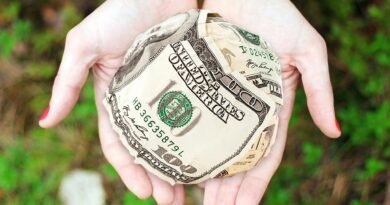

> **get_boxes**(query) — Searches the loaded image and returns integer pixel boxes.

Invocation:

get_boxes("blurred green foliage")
[0,0,389,204]
[263,0,390,204]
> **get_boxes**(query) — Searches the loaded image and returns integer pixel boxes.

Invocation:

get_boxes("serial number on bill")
[133,97,184,157]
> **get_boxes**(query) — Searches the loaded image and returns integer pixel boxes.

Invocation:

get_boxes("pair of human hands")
[39,0,341,204]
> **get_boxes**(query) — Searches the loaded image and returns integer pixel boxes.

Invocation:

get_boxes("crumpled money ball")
[104,9,283,184]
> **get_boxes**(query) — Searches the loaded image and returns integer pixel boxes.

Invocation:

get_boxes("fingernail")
[40,106,50,121]
[335,119,341,133]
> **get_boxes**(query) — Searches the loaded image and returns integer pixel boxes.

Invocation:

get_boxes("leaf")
[123,192,156,205]
[25,61,56,79]
[32,31,57,55]
[0,31,17,57]
[0,157,18,191]
[302,142,323,167]
[61,5,82,32]
[12,20,32,41]
[2,2,20,21]
[101,164,118,181]
[364,158,386,178]
[265,188,291,205]
[368,6,383,20]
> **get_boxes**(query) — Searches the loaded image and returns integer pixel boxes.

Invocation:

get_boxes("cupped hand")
[201,0,341,204]
[39,0,196,204]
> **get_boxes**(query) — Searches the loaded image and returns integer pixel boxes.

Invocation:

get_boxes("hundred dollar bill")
[110,10,201,92]
[103,9,282,184]
[217,116,279,177]
[198,15,283,105]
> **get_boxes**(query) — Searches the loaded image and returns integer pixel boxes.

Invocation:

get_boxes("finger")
[148,173,175,205]
[215,173,245,205]
[203,178,222,205]
[100,132,153,199]
[99,118,153,199]
[94,81,152,199]
[235,121,288,205]
[236,76,298,205]
[295,34,341,138]
[39,28,98,128]
[171,185,185,205]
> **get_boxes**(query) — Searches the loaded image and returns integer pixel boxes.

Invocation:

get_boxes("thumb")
[295,35,341,138]
[39,29,98,128]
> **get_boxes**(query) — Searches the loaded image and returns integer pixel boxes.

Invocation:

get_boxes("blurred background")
[0,0,389,204]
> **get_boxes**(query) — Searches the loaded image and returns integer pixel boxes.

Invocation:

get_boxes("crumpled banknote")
[103,9,283,185]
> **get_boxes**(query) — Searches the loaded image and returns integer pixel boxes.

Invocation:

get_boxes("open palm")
[39,0,197,204]
[40,0,341,204]
[201,0,341,204]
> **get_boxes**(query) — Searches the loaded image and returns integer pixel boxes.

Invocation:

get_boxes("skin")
[39,0,341,204]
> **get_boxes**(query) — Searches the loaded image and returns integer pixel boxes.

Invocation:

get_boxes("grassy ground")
[0,0,389,204]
